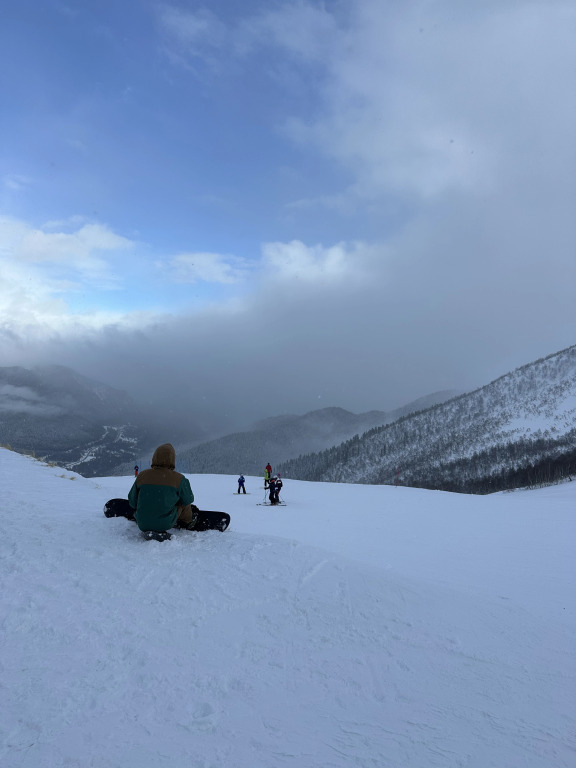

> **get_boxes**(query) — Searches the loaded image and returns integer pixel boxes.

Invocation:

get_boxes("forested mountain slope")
[153,391,461,477]
[0,365,198,476]
[278,346,576,493]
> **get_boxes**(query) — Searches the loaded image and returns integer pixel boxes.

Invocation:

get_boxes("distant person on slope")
[269,476,281,505]
[128,443,197,533]
[237,474,247,494]
[264,463,272,488]
[134,465,139,477]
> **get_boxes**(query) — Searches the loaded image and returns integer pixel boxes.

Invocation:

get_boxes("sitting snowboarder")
[128,443,198,534]
[237,474,247,494]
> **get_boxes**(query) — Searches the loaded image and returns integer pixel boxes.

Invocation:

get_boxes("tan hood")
[151,443,176,470]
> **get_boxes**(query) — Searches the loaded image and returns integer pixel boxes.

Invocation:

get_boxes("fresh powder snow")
[1,448,574,768]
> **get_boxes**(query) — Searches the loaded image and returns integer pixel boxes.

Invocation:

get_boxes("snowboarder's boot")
[176,506,200,531]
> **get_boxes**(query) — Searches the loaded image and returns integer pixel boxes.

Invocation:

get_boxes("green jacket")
[128,443,194,532]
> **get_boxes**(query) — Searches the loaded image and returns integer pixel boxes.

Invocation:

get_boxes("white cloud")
[158,1,338,71]
[235,3,338,60]
[3,174,33,191]
[158,5,227,63]
[0,216,145,338]
[0,258,127,342]
[170,0,572,207]
[162,252,250,284]
[16,222,133,266]
[43,215,90,230]
[0,216,135,289]
[261,240,357,282]
[276,6,500,201]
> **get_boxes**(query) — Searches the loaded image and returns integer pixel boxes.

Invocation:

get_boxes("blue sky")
[1,0,575,428]
[2,1,354,259]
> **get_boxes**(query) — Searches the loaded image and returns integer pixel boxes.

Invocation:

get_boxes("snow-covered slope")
[1,447,574,767]
[281,345,576,492]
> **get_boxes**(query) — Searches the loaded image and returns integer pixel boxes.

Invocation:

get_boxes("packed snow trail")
[0,449,574,768]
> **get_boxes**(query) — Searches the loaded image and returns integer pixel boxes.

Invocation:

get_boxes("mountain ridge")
[126,390,462,477]
[277,345,576,492]
[0,365,204,476]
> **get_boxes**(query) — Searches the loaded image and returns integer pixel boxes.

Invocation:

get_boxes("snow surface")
[1,448,574,768]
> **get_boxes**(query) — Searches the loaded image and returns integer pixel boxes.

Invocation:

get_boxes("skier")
[269,476,281,505]
[134,465,139,477]
[268,476,277,504]
[237,474,247,494]
[264,463,272,488]
[128,444,197,533]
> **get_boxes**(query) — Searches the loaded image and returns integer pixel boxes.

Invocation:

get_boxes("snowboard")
[103,498,230,534]
[104,497,136,520]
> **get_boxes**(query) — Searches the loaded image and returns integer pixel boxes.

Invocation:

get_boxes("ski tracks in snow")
[3,514,575,767]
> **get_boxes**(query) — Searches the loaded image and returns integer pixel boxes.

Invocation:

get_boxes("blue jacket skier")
[238,475,246,494]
